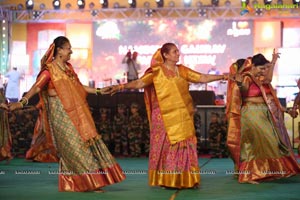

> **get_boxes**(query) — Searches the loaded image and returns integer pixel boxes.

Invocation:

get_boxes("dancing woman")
[227,50,300,184]
[108,43,228,189]
[9,36,125,192]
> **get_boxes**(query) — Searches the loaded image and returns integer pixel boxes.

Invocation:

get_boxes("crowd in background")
[7,102,229,159]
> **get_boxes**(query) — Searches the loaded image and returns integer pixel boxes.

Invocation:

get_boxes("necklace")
[56,62,75,81]
[164,64,178,77]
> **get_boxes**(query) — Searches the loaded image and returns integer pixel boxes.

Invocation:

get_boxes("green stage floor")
[1,157,300,200]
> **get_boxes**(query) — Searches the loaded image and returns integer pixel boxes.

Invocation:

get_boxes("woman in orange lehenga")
[0,90,12,163]
[25,100,58,162]
[227,51,300,184]
[9,36,125,192]
[108,43,228,189]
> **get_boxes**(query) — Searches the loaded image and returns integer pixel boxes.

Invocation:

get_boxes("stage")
[0,157,300,200]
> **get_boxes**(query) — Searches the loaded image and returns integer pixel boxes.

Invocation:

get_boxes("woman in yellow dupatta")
[108,43,228,189]
[9,36,125,192]
[228,50,300,184]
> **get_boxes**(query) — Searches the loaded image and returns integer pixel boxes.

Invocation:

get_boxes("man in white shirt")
[122,51,141,83]
[5,67,22,102]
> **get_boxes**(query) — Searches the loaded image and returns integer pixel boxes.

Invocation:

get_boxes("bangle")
[118,84,125,92]
[96,88,102,95]
[19,97,28,106]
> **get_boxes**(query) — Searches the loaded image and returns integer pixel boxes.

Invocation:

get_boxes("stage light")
[17,4,24,10]
[77,0,85,9]
[32,10,41,19]
[52,0,61,10]
[145,9,153,17]
[91,9,99,16]
[25,0,34,10]
[183,0,192,7]
[168,1,175,7]
[241,0,249,5]
[264,0,272,5]
[128,0,136,8]
[156,0,164,8]
[100,0,108,8]
[65,3,71,9]
[144,1,150,8]
[40,3,46,9]
[89,2,95,9]
[198,8,207,17]
[225,0,231,7]
[196,1,203,7]
[255,8,263,15]
[113,2,120,8]
[292,0,300,6]
[211,0,219,7]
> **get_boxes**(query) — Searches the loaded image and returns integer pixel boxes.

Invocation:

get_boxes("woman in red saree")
[109,43,228,189]
[9,36,125,192]
[227,51,300,184]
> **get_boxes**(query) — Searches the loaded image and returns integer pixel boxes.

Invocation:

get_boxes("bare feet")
[193,184,200,189]
[93,189,105,193]
[248,180,259,184]
[5,157,13,165]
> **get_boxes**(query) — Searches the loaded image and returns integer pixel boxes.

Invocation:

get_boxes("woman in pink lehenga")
[108,43,228,189]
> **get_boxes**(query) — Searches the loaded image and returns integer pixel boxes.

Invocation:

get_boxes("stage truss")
[1,5,300,22]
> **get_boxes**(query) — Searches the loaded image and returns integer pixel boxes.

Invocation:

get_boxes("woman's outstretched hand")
[8,102,23,111]
[288,108,298,118]
[109,85,122,96]
[100,85,120,96]
[100,86,113,95]
[0,103,9,110]
[272,48,280,62]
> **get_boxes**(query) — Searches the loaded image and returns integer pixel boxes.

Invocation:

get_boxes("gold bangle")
[19,97,28,106]
[118,84,125,92]
[96,88,102,95]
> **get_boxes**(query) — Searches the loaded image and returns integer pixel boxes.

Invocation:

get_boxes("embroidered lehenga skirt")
[239,101,300,183]
[148,102,200,188]
[48,96,125,192]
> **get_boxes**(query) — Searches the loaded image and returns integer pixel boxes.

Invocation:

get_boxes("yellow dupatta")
[144,48,195,144]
